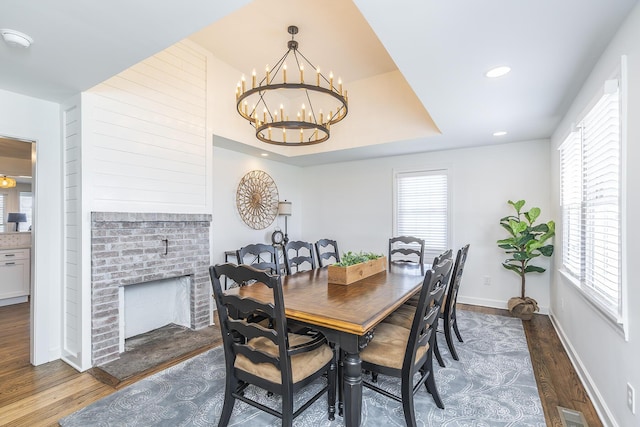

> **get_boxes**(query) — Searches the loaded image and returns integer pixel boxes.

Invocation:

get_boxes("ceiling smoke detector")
[1,29,34,48]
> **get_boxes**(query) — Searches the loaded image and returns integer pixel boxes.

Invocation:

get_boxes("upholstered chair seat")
[383,304,416,330]
[360,322,428,370]
[236,333,334,384]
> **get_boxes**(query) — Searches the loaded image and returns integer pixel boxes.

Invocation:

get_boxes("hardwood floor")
[0,302,601,426]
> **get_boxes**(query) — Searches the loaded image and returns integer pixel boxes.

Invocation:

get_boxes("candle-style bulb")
[283,63,287,83]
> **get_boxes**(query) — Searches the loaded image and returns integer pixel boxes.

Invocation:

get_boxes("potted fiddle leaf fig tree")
[497,200,555,320]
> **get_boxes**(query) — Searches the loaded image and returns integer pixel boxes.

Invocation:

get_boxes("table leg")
[342,350,362,427]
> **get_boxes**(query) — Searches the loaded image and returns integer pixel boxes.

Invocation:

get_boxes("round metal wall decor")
[236,170,279,230]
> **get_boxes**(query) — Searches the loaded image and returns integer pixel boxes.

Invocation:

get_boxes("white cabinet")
[0,248,30,300]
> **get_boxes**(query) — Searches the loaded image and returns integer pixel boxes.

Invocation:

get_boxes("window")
[559,79,622,322]
[394,169,449,262]
[19,191,33,231]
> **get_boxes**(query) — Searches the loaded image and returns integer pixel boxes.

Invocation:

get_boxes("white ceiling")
[1,0,637,166]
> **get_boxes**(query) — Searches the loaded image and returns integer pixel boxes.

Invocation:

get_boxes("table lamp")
[278,201,292,245]
[7,212,27,232]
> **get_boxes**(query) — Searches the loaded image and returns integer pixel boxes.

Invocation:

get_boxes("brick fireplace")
[90,212,212,367]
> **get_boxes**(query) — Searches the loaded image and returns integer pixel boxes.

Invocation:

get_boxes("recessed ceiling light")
[493,131,507,136]
[260,153,269,157]
[485,66,511,78]
[0,29,34,48]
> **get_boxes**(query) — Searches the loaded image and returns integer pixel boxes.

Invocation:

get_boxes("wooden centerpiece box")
[328,256,387,285]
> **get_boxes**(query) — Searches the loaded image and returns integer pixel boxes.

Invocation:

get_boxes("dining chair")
[388,236,426,275]
[236,243,281,276]
[359,257,453,424]
[283,240,316,275]
[315,239,340,267]
[384,248,453,367]
[439,244,470,361]
[210,263,337,427]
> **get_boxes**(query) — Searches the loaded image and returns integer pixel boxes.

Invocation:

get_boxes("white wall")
[0,88,62,365]
[549,3,640,426]
[212,136,553,315]
[302,139,552,312]
[211,144,303,265]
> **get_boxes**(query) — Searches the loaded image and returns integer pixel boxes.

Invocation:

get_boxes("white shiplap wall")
[84,40,209,213]
[62,102,82,368]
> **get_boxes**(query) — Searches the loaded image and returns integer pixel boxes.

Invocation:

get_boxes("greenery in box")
[497,200,555,319]
[334,251,383,267]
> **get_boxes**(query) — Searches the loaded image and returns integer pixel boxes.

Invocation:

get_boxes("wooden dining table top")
[225,266,424,336]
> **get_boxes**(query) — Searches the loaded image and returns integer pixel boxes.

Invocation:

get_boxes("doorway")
[0,135,35,361]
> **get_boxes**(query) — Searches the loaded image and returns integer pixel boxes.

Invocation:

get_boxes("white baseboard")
[0,296,28,307]
[458,295,549,315]
[548,309,617,427]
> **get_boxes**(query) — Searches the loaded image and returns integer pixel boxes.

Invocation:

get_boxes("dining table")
[226,265,424,427]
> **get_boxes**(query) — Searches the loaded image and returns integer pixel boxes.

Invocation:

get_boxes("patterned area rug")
[60,311,545,426]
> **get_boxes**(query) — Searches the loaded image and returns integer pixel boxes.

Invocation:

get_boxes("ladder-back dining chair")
[383,248,454,367]
[283,240,316,275]
[315,239,340,267]
[388,236,426,275]
[210,263,337,426]
[439,244,470,361]
[359,257,453,425]
[237,243,281,276]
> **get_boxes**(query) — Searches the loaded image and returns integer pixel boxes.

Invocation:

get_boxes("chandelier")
[236,25,348,146]
[1,175,16,189]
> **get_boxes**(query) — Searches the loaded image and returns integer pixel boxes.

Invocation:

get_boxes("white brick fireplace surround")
[90,212,212,367]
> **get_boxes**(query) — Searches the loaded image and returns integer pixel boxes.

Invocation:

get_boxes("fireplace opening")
[119,276,191,353]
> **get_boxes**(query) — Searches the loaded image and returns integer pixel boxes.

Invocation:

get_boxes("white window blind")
[582,89,620,309]
[19,192,33,231]
[0,194,5,231]
[395,170,448,261]
[559,82,621,319]
[560,131,582,277]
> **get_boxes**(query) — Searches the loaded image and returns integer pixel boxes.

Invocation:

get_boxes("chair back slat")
[226,317,278,344]
[284,241,316,275]
[222,294,276,321]
[315,239,340,267]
